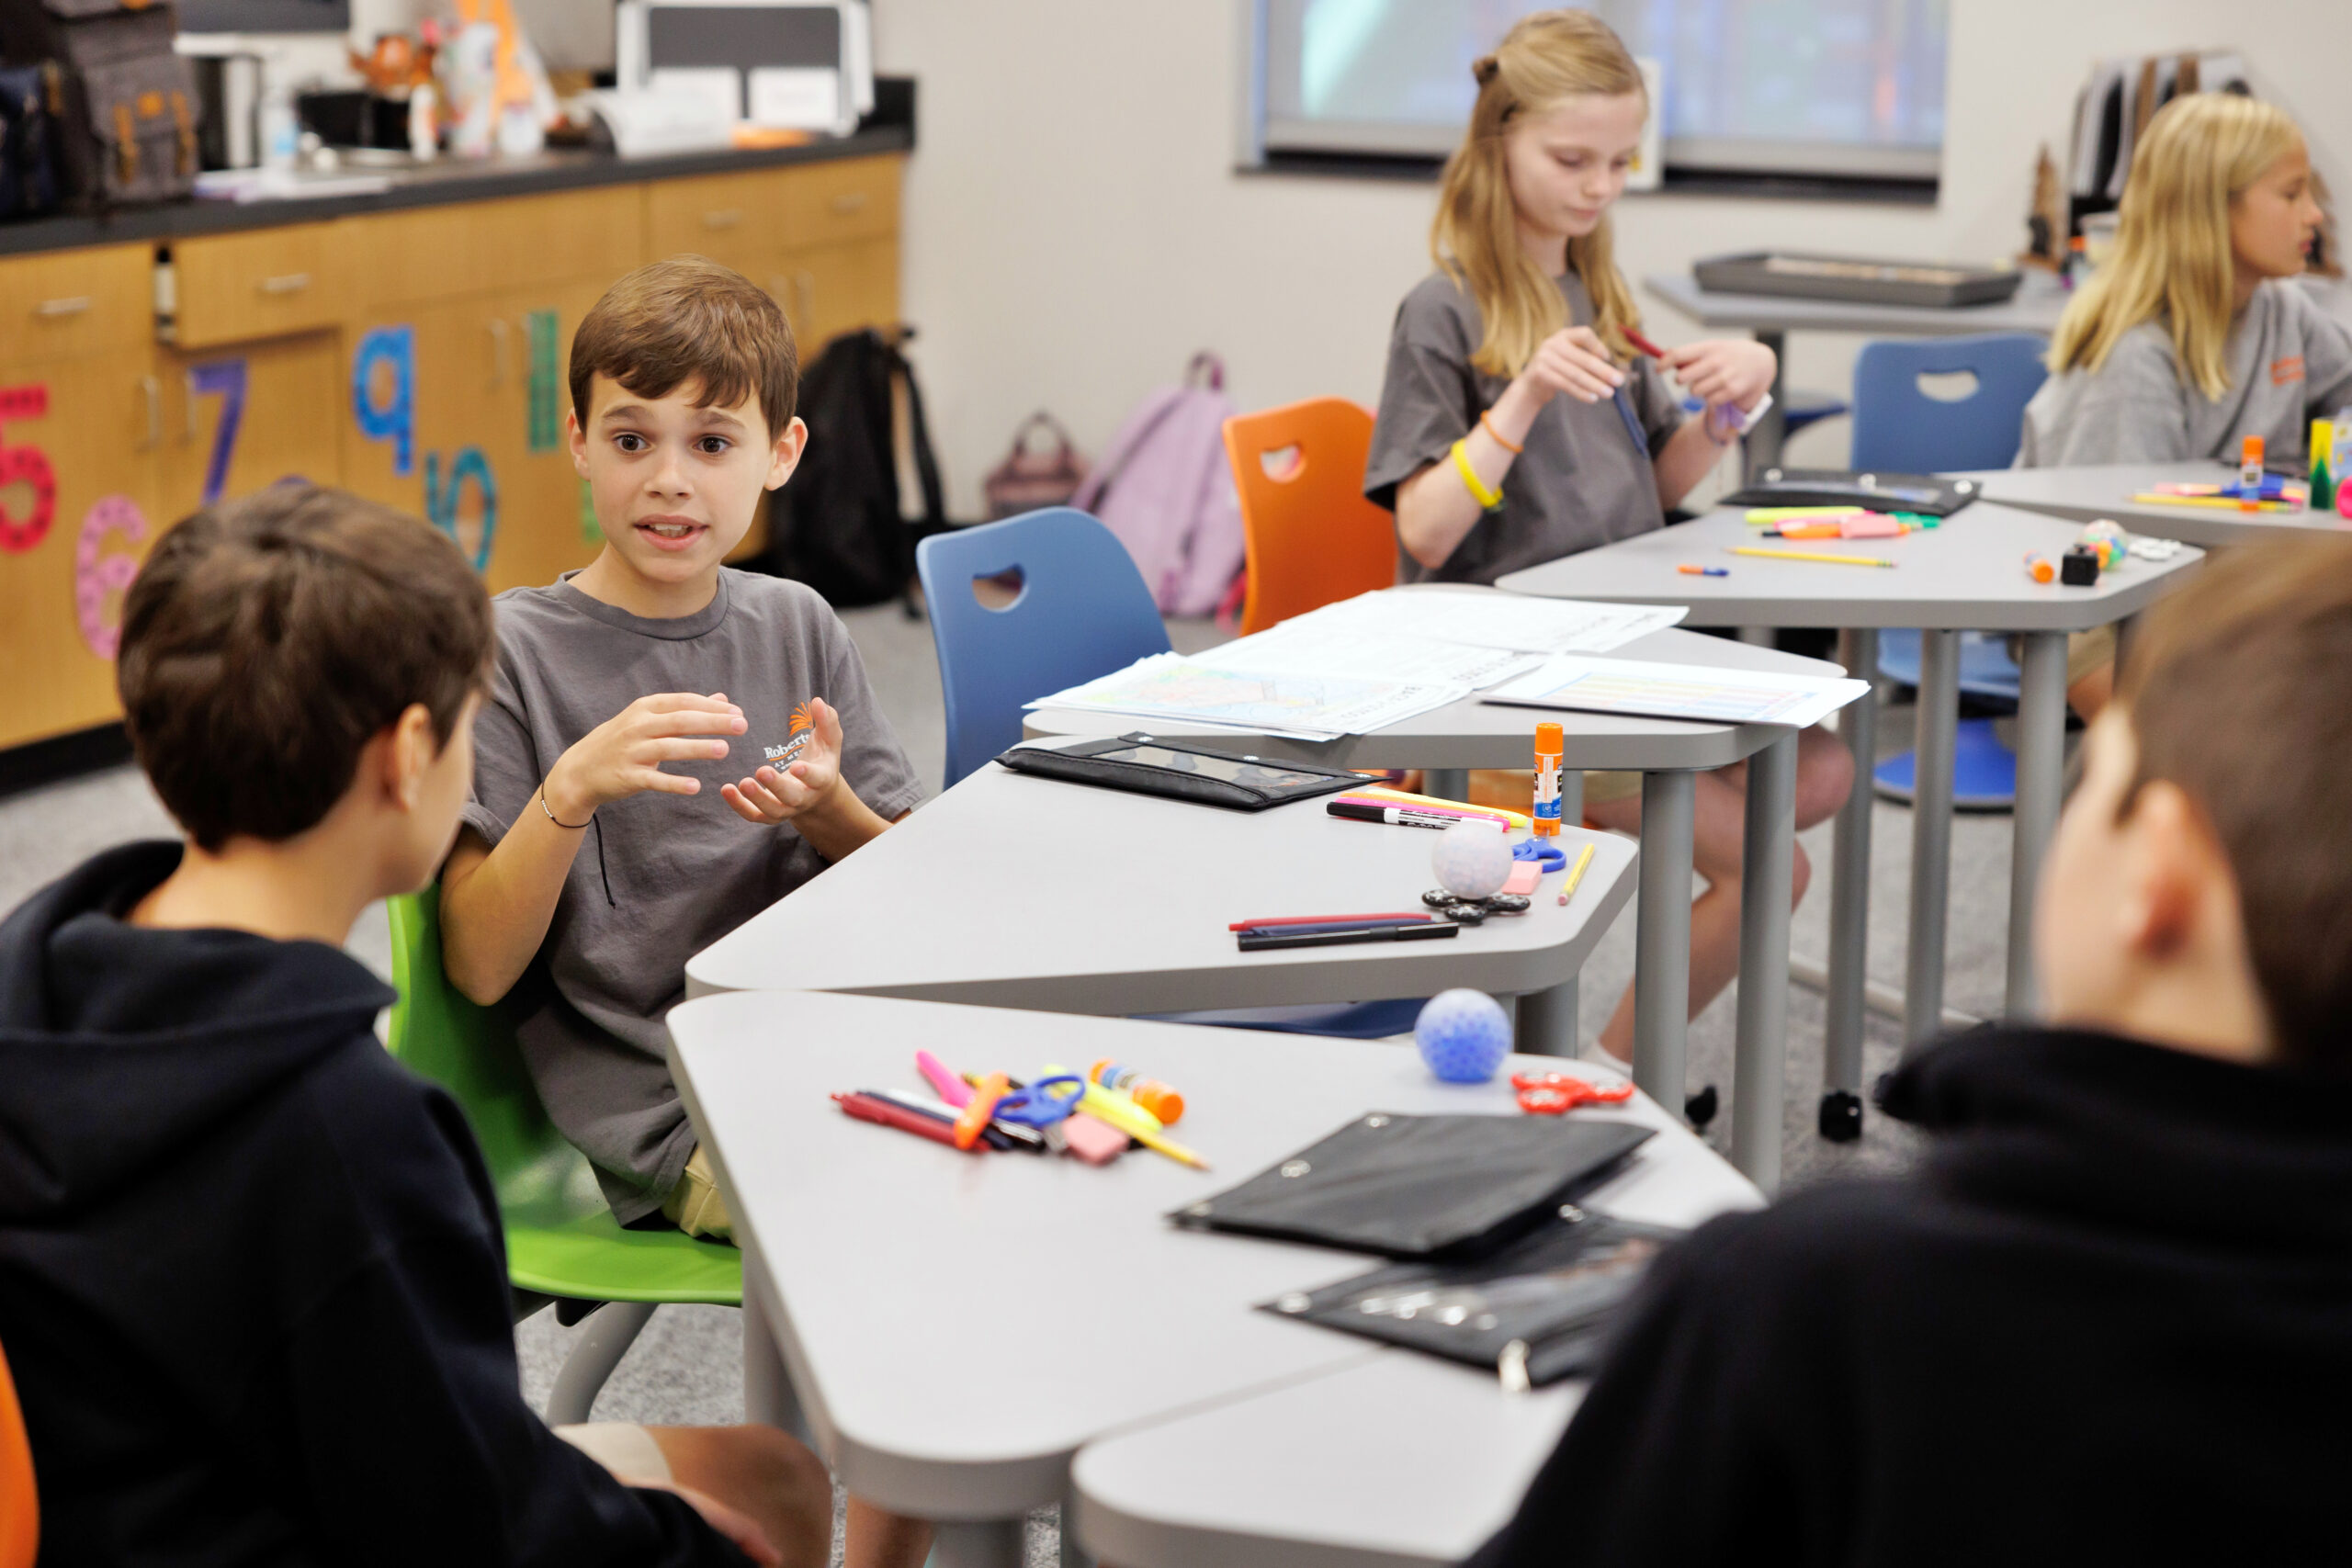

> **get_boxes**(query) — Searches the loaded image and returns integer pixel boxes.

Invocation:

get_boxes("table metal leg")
[930,1519,1024,1568]
[1517,981,1577,1056]
[740,1267,808,1445]
[2008,631,2069,1016]
[1903,629,1961,1051]
[1425,767,1469,802]
[1746,328,1790,479]
[1822,628,1877,1141]
[1633,770,1696,1109]
[1732,732,1796,1193]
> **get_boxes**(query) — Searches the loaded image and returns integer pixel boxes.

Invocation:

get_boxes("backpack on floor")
[763,325,947,609]
[0,0,202,209]
[0,62,62,217]
[1072,352,1244,616]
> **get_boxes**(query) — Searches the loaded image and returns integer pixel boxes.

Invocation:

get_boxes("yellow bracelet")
[1450,438,1504,512]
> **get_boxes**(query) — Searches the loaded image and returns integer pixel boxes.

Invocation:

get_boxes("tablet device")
[993,733,1367,812]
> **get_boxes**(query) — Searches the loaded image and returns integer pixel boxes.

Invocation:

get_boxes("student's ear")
[382,703,439,814]
[765,415,808,491]
[566,408,591,479]
[2119,779,2221,962]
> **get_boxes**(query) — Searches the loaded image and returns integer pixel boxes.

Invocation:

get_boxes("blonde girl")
[1364,8,1851,1066]
[2022,93,2350,712]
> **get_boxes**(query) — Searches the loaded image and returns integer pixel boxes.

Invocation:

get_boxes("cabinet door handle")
[490,318,512,385]
[702,208,746,229]
[257,272,311,296]
[140,376,162,451]
[35,295,92,317]
[828,190,869,216]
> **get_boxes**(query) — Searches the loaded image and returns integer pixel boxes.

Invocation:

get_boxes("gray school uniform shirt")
[1365,270,1688,586]
[2018,278,2352,468]
[461,569,924,1221]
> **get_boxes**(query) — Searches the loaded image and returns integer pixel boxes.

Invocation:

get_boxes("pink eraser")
[1061,1111,1129,1165]
[1501,860,1543,896]
[1840,513,1903,538]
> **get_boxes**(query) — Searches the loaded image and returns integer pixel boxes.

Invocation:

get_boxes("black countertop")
[0,119,911,259]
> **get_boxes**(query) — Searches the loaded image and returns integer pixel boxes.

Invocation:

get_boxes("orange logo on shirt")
[788,703,814,735]
[2271,355,2305,387]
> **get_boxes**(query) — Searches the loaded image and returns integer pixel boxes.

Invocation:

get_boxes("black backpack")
[0,61,62,217]
[0,0,200,209]
[763,327,947,610]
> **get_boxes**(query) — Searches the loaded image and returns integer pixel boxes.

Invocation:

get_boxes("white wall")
[873,0,2352,516]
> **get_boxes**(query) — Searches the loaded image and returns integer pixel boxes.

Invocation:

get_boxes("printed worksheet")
[1301,589,1687,655]
[1028,652,1464,740]
[1483,655,1869,728]
[1191,621,1544,690]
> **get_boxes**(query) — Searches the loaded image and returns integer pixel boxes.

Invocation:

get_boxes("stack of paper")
[1484,655,1868,728]
[1026,653,1460,742]
[1295,588,1685,656]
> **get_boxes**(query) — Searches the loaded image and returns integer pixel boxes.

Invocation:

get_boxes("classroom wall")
[871,0,2352,516]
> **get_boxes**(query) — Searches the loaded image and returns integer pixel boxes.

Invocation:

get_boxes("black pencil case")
[1721,466,1981,517]
[1168,1112,1652,1260]
[1261,1211,1685,1389]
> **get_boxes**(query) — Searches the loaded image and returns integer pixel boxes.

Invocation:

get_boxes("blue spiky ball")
[1415,988,1511,1083]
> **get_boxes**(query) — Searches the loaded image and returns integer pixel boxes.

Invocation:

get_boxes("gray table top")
[1025,623,1848,773]
[667,988,1759,1519]
[1643,269,2069,338]
[1957,463,2352,547]
[1497,500,2204,631]
[1072,1347,1577,1568]
[684,754,1636,1011]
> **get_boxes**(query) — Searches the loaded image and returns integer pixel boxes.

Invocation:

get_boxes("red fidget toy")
[1511,1071,1636,1115]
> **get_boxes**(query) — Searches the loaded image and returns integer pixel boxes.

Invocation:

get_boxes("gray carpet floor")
[0,600,2049,1565]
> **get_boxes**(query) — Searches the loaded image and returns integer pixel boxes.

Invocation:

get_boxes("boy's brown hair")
[118,484,492,852]
[569,255,799,437]
[2117,536,2352,1071]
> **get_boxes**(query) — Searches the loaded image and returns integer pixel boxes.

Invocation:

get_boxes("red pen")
[1623,326,1668,360]
[835,1091,964,1148]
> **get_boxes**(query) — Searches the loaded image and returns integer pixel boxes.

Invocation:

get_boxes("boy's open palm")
[547,693,747,818]
[722,696,846,826]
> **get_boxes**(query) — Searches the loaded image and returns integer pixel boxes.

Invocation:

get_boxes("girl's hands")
[1663,338,1776,421]
[1511,326,1628,407]
[721,696,846,827]
[545,693,747,821]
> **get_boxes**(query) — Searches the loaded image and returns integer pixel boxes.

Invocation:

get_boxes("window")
[1245,0,1948,186]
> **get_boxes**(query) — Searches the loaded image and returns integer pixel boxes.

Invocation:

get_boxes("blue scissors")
[989,1075,1087,1129]
[1512,838,1566,873]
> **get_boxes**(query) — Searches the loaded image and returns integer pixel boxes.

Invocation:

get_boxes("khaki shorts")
[661,1143,735,1243]
[2007,625,2116,687]
[555,1422,672,1483]
[1460,769,1641,822]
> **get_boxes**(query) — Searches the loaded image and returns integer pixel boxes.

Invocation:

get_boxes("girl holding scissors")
[1364,9,1851,1066]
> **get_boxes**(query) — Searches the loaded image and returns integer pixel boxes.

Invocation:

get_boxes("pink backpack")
[1072,353,1244,616]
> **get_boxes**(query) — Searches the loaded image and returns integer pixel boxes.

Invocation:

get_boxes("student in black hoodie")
[0,485,831,1565]
[1468,535,2352,1568]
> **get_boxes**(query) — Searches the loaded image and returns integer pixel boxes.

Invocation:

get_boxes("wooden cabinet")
[1,149,904,754]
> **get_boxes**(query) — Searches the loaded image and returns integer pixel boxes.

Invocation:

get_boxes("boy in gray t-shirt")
[440,258,922,1239]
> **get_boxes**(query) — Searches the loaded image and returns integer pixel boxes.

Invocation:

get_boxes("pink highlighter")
[915,1050,972,1108]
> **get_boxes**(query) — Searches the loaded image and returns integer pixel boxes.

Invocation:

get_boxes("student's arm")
[440,693,748,1006]
[1396,327,1627,570]
[2301,299,2352,418]
[1649,338,1777,509]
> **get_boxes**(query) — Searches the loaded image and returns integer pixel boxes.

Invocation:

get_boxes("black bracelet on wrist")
[537,785,593,830]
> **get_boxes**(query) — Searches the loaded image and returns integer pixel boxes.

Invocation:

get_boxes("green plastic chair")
[386,886,741,1419]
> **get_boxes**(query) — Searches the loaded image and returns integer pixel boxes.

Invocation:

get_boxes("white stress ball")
[1432,818,1513,898]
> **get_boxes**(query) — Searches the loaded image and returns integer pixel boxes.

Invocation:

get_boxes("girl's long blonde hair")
[2050,93,2305,399]
[1431,10,1647,378]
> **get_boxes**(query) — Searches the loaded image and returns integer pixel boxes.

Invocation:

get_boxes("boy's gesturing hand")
[721,696,848,827]
[545,693,747,820]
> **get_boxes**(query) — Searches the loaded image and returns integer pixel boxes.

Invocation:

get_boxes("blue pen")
[1611,384,1649,457]
[1678,564,1729,577]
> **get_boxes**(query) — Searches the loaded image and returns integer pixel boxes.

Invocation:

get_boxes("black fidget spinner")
[1422,889,1532,924]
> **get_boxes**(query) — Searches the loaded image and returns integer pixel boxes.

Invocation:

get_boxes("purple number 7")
[190,358,248,508]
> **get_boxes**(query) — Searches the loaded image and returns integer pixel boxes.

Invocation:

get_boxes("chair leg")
[544,1300,659,1427]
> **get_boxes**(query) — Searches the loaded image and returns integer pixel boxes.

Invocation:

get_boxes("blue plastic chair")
[917,508,1173,789]
[917,507,1422,1040]
[1851,334,2049,809]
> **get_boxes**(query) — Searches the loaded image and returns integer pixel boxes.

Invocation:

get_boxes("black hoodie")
[1467,1026,2352,1567]
[0,842,744,1566]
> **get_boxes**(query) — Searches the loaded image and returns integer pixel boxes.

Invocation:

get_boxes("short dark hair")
[570,255,799,437]
[118,485,492,852]
[2117,536,2352,1072]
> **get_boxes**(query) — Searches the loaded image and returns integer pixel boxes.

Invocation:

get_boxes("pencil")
[1726,547,1897,568]
[1556,841,1597,906]
[1129,1122,1211,1171]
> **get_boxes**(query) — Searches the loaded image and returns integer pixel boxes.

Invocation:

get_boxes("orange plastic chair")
[0,1337,35,1568]
[1222,398,1398,636]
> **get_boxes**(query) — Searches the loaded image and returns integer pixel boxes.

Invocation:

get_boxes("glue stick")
[1532,722,1564,838]
[2241,434,2265,492]
[1089,1060,1184,1125]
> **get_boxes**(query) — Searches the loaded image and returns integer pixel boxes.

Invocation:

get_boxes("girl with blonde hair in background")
[1363,8,1852,1068]
[2021,91,2352,715]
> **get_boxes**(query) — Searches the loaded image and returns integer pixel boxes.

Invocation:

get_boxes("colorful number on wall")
[352,326,416,477]
[75,494,148,660]
[426,446,498,573]
[0,382,58,555]
[527,309,562,454]
[189,357,248,508]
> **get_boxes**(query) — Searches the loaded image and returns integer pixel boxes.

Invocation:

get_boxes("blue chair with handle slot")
[917,508,1421,1038]
[1851,333,2050,809]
